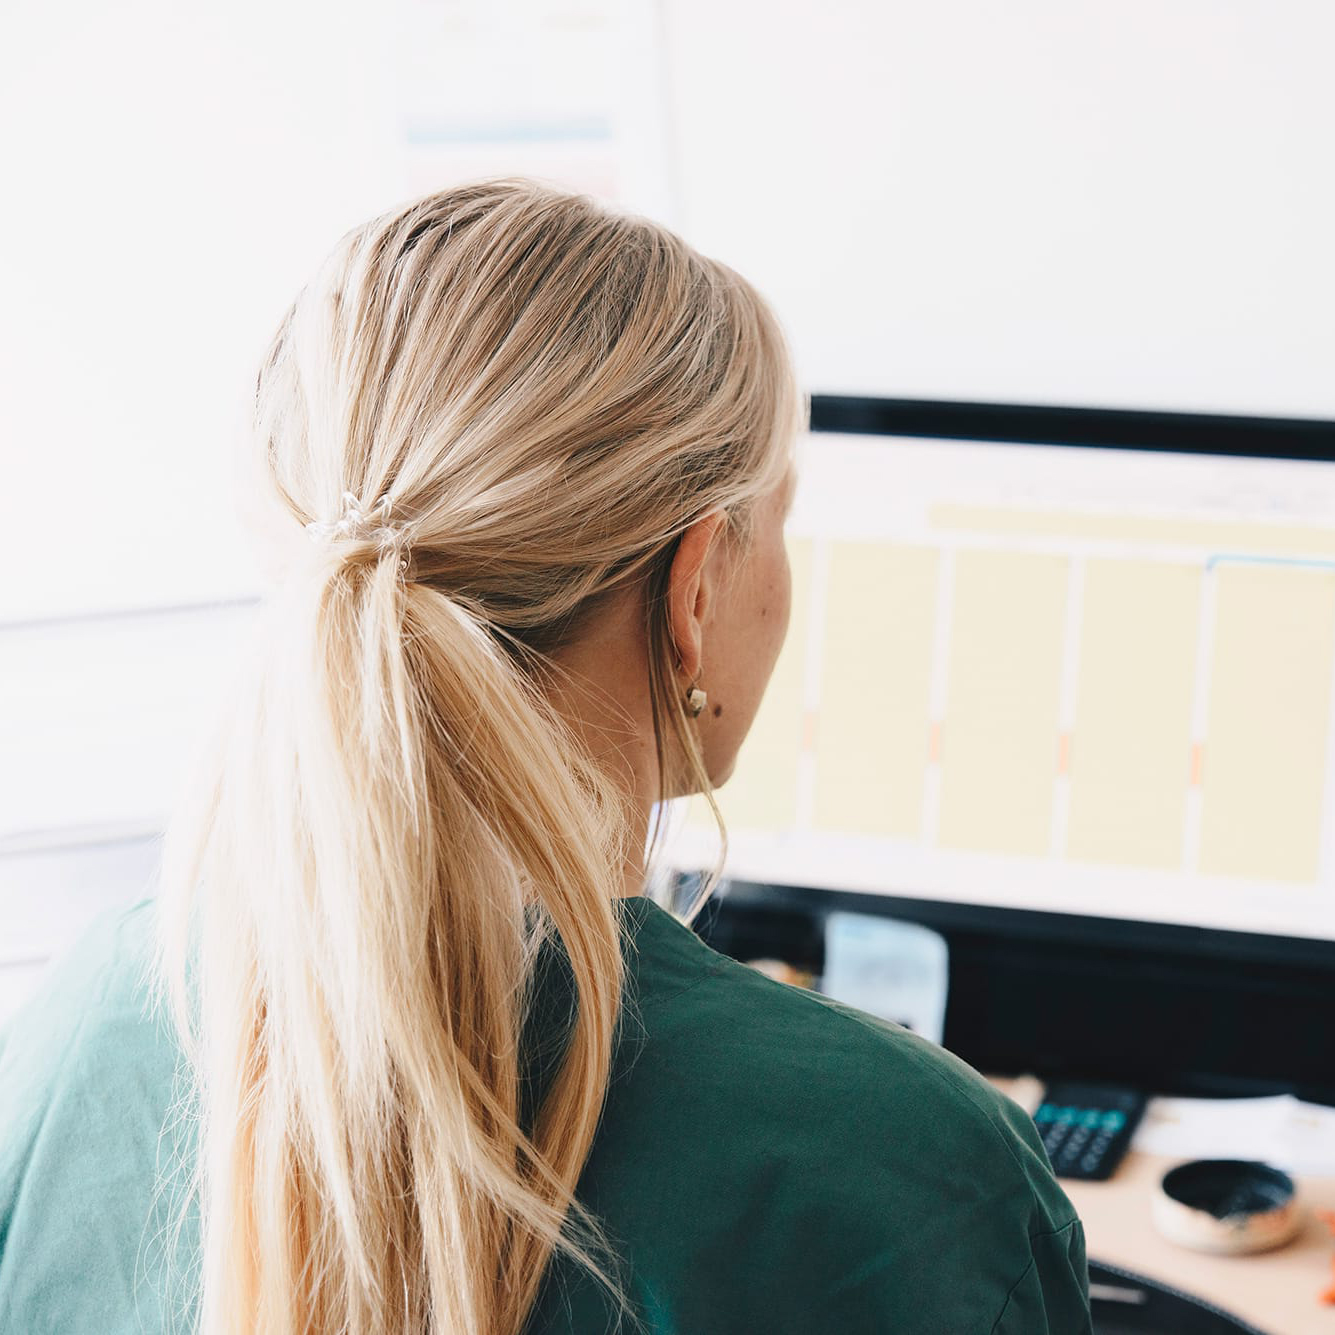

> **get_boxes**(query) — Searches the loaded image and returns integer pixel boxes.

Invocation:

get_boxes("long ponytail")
[152,178,802,1334]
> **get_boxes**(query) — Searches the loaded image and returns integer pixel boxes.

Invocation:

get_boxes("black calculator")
[1032,1082,1147,1181]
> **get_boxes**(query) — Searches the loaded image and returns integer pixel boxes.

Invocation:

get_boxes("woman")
[0,179,1091,1333]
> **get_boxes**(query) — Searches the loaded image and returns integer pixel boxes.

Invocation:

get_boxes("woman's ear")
[667,510,728,681]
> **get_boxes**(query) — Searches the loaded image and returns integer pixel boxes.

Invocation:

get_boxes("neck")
[621,805,651,898]
[539,591,660,900]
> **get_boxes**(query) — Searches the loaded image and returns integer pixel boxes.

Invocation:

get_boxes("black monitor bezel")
[809,394,1335,462]
[694,875,1335,1103]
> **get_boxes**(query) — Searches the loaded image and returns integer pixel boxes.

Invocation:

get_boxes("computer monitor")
[667,396,1335,1102]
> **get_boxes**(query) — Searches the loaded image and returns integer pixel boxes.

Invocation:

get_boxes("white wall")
[662,0,1335,418]
[0,0,405,626]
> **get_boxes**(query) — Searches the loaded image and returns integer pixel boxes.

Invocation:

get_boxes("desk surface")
[990,1078,1335,1335]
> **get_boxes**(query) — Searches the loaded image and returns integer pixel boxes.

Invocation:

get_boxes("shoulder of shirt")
[0,895,166,1070]
[628,896,1077,1231]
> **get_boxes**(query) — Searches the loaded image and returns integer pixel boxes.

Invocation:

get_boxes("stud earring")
[685,684,707,718]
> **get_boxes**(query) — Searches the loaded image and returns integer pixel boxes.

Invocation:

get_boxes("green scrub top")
[0,894,1092,1333]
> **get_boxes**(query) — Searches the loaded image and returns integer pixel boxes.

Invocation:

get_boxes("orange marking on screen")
[1190,742,1205,787]
[1057,732,1072,777]
[801,710,818,750]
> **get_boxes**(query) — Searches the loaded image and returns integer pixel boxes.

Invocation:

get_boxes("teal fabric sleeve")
[0,901,197,1334]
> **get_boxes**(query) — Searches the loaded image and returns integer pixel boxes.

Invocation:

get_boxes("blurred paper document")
[1134,1095,1335,1177]
[821,911,948,1044]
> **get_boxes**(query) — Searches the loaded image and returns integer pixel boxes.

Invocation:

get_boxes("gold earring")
[685,684,707,717]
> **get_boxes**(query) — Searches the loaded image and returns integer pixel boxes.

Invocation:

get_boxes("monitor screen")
[669,411,1335,945]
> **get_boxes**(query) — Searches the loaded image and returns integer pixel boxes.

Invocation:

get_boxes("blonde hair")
[151,178,803,1334]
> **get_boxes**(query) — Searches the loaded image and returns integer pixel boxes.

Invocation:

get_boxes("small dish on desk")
[1154,1159,1303,1254]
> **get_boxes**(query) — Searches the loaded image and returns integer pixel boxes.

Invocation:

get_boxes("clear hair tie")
[304,490,410,575]
[305,490,400,545]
